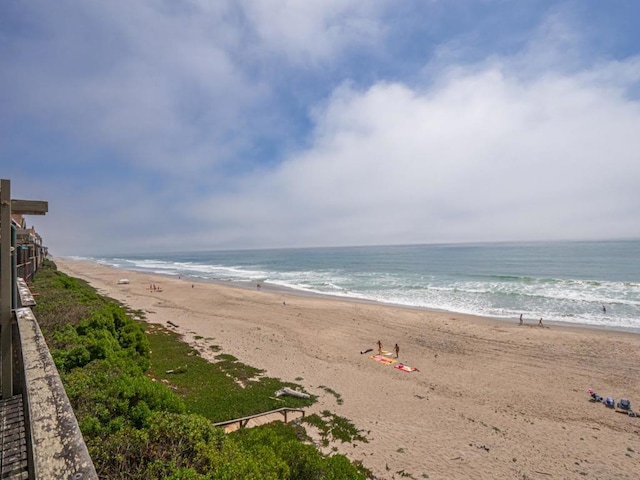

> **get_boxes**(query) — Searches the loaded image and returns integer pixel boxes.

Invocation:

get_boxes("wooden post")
[1,181,47,399]
[12,223,17,311]
[1,179,13,398]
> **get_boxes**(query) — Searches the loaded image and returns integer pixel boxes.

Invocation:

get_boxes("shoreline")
[94,259,640,337]
[52,257,640,480]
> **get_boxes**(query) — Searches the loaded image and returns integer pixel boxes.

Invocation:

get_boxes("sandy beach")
[53,258,640,480]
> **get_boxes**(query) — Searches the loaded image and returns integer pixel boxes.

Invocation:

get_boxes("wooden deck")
[0,395,29,479]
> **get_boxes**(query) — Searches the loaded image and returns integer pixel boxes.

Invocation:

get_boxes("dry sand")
[53,258,640,480]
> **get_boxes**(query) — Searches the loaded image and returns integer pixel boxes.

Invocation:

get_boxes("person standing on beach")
[519,314,523,325]
[394,343,400,358]
[377,340,382,354]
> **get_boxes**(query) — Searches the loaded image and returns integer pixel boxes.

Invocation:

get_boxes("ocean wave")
[88,242,640,331]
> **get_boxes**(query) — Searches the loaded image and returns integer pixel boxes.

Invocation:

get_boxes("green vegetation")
[303,410,368,447]
[31,260,371,479]
[145,325,314,421]
[318,385,344,405]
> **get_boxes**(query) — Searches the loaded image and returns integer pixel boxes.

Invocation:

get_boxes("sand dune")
[54,258,640,480]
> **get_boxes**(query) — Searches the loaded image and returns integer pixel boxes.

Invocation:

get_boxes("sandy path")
[53,258,640,480]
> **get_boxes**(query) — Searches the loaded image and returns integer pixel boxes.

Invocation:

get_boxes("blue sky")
[2,1,640,256]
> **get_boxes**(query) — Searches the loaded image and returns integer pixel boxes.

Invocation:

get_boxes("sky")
[2,0,640,256]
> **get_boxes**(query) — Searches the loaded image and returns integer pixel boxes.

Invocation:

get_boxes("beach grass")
[318,384,344,405]
[303,410,368,446]
[145,324,315,421]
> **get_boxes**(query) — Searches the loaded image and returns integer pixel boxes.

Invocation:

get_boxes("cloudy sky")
[2,1,640,256]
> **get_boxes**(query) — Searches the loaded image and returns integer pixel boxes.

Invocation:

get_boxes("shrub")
[31,261,370,479]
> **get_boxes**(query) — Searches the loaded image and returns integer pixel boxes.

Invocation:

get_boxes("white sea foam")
[86,241,640,331]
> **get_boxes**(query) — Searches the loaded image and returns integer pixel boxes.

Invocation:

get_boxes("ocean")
[78,240,640,332]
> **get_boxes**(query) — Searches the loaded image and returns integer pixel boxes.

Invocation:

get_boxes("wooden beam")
[11,199,48,215]
[1,179,13,398]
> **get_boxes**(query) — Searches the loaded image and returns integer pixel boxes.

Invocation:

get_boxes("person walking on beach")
[377,340,382,354]
[394,343,400,358]
[519,314,523,325]
[538,317,544,327]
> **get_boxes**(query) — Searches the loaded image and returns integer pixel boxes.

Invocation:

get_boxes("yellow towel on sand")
[370,355,398,365]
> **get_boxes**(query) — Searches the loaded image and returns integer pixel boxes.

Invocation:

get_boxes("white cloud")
[240,0,387,63]
[3,0,260,174]
[3,0,395,182]
[5,2,640,254]
[192,55,640,249]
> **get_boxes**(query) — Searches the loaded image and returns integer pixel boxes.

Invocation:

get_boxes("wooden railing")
[16,262,35,284]
[213,407,306,433]
[1,178,97,478]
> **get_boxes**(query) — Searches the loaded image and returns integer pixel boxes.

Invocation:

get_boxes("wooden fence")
[214,407,306,433]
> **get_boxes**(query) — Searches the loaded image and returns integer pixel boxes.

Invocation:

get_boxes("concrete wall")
[15,307,98,479]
